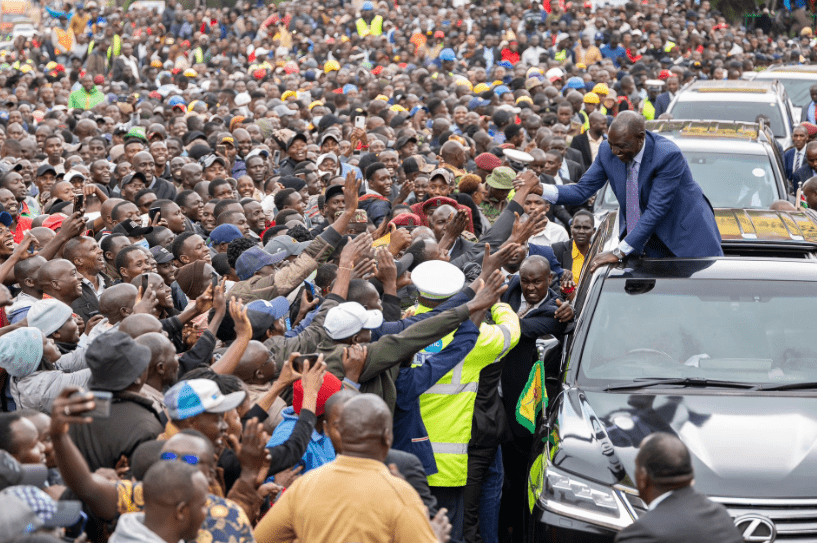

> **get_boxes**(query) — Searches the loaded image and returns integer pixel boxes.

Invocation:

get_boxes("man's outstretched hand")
[589,251,621,274]
[467,270,507,313]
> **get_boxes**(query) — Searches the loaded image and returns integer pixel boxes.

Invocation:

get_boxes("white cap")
[235,92,251,106]
[645,79,665,88]
[63,170,86,185]
[411,261,465,300]
[545,67,564,80]
[324,302,384,340]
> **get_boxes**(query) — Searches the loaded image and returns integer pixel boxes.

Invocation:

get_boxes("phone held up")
[291,354,319,373]
[70,390,113,418]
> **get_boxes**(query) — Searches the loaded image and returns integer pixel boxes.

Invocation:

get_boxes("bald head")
[769,199,797,211]
[519,254,551,276]
[98,283,138,323]
[338,394,392,461]
[119,313,163,337]
[609,110,645,138]
[636,433,694,492]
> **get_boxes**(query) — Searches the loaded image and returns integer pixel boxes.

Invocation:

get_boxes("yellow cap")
[308,100,324,110]
[183,68,198,77]
[281,90,298,101]
[324,60,340,73]
[576,63,587,69]
[474,83,490,94]
[454,78,473,90]
[526,67,544,77]
[592,83,609,96]
[492,80,503,87]
[375,94,389,101]
[390,104,408,113]
[516,96,533,104]
[583,92,600,104]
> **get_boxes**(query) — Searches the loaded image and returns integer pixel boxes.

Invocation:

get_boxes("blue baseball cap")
[164,379,247,421]
[497,61,513,70]
[167,95,186,107]
[208,224,244,247]
[494,85,511,96]
[439,48,456,61]
[247,297,290,321]
[0,211,12,227]
[567,76,585,89]
[468,97,491,109]
[236,246,288,281]
[362,1,374,9]
[594,32,604,41]
[409,105,429,117]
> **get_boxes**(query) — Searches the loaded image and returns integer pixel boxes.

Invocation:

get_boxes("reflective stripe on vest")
[416,303,519,487]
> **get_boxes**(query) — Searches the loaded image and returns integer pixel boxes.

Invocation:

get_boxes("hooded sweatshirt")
[109,512,169,543]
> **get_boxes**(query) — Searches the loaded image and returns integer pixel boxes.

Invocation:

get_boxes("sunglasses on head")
[160,451,200,465]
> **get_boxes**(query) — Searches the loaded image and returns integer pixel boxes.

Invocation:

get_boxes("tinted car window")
[579,279,817,385]
[670,101,786,138]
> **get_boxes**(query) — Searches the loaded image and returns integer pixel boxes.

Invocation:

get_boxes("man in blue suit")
[652,75,679,118]
[784,125,808,183]
[541,111,723,271]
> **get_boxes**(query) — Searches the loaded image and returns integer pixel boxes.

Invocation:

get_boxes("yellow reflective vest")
[355,15,383,37]
[642,99,656,121]
[415,302,520,487]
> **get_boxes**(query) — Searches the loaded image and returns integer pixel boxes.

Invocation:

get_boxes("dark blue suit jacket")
[784,147,796,182]
[792,163,816,191]
[653,92,672,118]
[553,131,723,257]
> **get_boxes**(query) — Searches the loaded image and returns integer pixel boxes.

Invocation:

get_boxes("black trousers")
[463,445,498,543]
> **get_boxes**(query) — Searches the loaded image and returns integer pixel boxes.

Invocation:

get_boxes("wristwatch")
[612,247,625,261]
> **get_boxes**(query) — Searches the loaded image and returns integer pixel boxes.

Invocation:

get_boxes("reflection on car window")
[580,279,817,385]
[685,153,777,208]
[671,102,786,138]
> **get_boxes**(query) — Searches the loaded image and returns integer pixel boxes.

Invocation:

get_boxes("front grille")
[712,497,817,543]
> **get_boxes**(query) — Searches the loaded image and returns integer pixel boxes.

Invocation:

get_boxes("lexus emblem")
[734,515,776,543]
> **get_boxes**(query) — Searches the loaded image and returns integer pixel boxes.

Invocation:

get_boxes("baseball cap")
[0,450,48,490]
[200,154,227,169]
[113,219,154,237]
[412,260,465,299]
[486,166,516,190]
[0,211,11,227]
[401,156,433,175]
[0,495,43,539]
[246,297,290,321]
[274,105,297,117]
[264,235,312,259]
[86,332,152,392]
[26,299,73,337]
[64,171,86,185]
[439,48,456,61]
[209,224,244,246]
[468,97,491,109]
[286,133,308,150]
[324,184,345,203]
[42,213,67,231]
[0,485,83,529]
[429,168,453,185]
[165,379,247,421]
[150,246,174,264]
[36,164,57,177]
[120,171,147,188]
[323,302,383,340]
[236,246,288,281]
[246,148,270,160]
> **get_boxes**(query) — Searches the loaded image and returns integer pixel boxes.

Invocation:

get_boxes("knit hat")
[175,260,208,299]
[0,327,43,378]
[27,299,73,337]
[475,152,502,171]
[293,372,342,417]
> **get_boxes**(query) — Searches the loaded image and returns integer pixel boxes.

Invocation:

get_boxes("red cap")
[93,74,104,85]
[475,152,502,171]
[434,30,444,38]
[253,69,267,80]
[372,65,383,75]
[292,372,342,417]
[658,69,671,80]
[42,213,67,231]
[803,122,817,136]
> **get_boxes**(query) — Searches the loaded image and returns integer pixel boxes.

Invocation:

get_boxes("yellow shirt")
[253,455,437,543]
[572,241,586,283]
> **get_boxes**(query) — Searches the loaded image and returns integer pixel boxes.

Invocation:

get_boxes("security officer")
[412,260,521,543]
[641,79,664,121]
[355,2,383,38]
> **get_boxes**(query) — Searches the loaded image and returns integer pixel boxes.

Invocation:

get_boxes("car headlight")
[540,465,637,531]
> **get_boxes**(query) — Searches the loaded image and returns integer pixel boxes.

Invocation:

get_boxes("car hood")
[551,388,817,498]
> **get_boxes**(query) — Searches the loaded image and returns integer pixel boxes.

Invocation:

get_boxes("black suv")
[526,208,817,543]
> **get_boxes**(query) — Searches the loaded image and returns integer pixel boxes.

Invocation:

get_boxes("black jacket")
[148,177,177,200]
[67,391,163,472]
[71,275,113,323]
[615,486,744,543]
[384,449,437,515]
[551,239,573,272]
[565,148,587,174]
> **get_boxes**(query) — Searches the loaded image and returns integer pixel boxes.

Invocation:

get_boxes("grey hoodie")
[109,512,171,543]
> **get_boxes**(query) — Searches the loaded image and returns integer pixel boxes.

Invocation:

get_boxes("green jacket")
[318,304,472,413]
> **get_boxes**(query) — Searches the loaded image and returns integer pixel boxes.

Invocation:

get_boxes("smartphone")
[211,272,218,291]
[355,115,365,130]
[70,390,112,418]
[148,207,161,223]
[291,353,319,373]
[87,310,99,319]
[140,273,149,295]
[272,150,280,166]
[216,144,226,156]
[73,193,84,211]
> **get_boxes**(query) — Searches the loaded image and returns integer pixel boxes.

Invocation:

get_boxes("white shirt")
[648,490,675,511]
[529,220,569,247]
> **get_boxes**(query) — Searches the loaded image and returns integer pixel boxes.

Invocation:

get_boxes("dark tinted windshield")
[579,279,817,387]
[670,101,786,138]
[769,76,814,107]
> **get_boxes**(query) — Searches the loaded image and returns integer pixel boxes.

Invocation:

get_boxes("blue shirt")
[265,406,334,479]
[600,44,627,66]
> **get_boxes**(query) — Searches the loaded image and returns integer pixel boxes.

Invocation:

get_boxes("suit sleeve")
[622,148,685,254]
[554,153,610,206]
[450,200,525,268]
[387,451,439,516]
[371,289,475,341]
[614,519,656,543]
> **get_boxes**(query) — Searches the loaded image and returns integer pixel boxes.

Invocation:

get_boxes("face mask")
[135,238,150,250]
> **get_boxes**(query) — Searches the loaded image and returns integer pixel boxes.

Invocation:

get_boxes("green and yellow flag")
[515,358,547,433]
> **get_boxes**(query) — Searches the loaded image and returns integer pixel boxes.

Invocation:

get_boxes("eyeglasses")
[160,452,200,465]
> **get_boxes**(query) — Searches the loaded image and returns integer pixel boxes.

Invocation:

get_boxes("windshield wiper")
[754,381,817,391]
[603,377,758,392]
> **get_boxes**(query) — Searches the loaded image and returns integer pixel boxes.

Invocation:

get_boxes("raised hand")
[50,387,95,436]
[467,270,508,313]
[480,242,519,277]
[230,297,251,338]
[342,344,368,384]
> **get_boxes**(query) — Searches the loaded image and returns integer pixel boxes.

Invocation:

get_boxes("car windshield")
[767,76,814,108]
[579,279,817,387]
[596,152,779,210]
[670,101,786,138]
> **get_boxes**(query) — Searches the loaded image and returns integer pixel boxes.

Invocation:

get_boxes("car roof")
[605,258,817,281]
[715,208,817,242]
[764,65,817,74]
[647,120,772,151]
[677,80,783,102]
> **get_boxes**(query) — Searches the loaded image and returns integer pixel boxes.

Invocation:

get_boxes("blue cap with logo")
[164,379,247,421]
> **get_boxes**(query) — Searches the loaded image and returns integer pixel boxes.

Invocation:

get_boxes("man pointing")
[541,111,722,271]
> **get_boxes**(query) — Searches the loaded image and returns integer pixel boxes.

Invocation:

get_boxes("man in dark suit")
[551,209,596,283]
[652,75,679,118]
[793,140,817,191]
[570,112,608,169]
[549,137,584,181]
[785,125,808,182]
[615,433,743,543]
[499,255,570,542]
[542,111,723,270]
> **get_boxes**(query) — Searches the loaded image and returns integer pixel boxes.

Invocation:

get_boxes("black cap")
[36,164,57,177]
[286,133,308,150]
[120,171,147,188]
[395,135,417,150]
[324,184,344,202]
[200,154,227,169]
[150,245,174,264]
[86,332,151,392]
[183,130,207,146]
[113,219,154,237]
[0,451,47,491]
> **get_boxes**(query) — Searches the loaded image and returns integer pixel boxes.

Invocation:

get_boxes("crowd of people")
[0,0,808,541]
